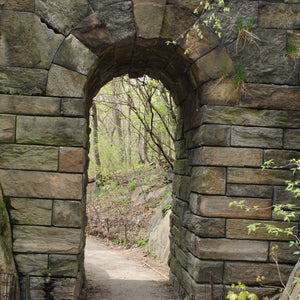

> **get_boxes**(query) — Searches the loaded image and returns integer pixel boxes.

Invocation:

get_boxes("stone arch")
[0,1,299,299]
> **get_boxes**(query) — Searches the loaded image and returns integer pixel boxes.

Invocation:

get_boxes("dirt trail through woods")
[83,237,178,300]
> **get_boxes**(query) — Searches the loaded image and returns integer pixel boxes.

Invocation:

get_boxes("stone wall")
[0,0,299,299]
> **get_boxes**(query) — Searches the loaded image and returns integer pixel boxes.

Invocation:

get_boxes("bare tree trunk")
[127,105,132,167]
[91,102,101,171]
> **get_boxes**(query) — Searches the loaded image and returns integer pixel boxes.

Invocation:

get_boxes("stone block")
[259,3,300,29]
[228,167,294,185]
[0,144,58,171]
[54,35,97,75]
[183,212,225,238]
[186,252,224,284]
[201,106,300,128]
[224,262,293,286]
[284,129,300,150]
[134,3,165,39]
[198,196,272,219]
[226,184,273,198]
[185,232,268,261]
[59,147,86,173]
[231,126,283,148]
[226,219,298,241]
[0,94,60,115]
[10,198,52,226]
[35,0,91,35]
[16,116,87,147]
[46,64,87,98]
[0,66,48,95]
[241,84,300,110]
[53,200,81,227]
[0,11,64,69]
[190,147,263,167]
[0,114,15,143]
[264,150,300,167]
[173,159,191,176]
[61,98,85,117]
[200,77,239,106]
[269,242,298,263]
[185,125,230,149]
[190,167,226,195]
[175,140,187,159]
[15,254,48,276]
[0,170,83,199]
[172,175,191,201]
[13,225,82,254]
[195,47,235,83]
[172,197,188,221]
[0,0,34,11]
[49,254,79,277]
[274,186,300,206]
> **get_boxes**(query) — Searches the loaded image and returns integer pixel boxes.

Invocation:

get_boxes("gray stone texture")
[59,147,86,173]
[284,129,300,150]
[49,254,79,277]
[226,184,273,198]
[53,200,81,227]
[61,98,86,117]
[0,114,15,143]
[15,254,48,276]
[0,0,34,11]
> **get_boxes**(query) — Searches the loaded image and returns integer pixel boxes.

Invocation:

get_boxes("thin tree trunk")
[91,102,101,171]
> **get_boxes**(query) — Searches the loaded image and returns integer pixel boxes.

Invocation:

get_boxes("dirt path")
[83,237,178,300]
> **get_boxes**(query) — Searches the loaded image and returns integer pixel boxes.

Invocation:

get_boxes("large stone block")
[53,35,97,75]
[264,150,300,167]
[0,66,48,95]
[198,196,271,219]
[16,116,87,147]
[231,126,283,148]
[190,147,263,167]
[284,129,300,150]
[202,105,300,128]
[0,114,15,143]
[173,159,191,176]
[53,200,81,227]
[61,98,85,117]
[59,147,86,173]
[0,11,64,69]
[224,262,293,286]
[0,94,60,115]
[0,144,58,171]
[10,198,52,226]
[0,170,83,199]
[13,225,82,254]
[226,184,273,198]
[15,254,48,276]
[172,175,191,201]
[269,242,298,263]
[228,167,294,185]
[49,254,79,277]
[35,0,91,35]
[0,0,34,11]
[46,64,86,98]
[190,167,226,195]
[226,219,298,241]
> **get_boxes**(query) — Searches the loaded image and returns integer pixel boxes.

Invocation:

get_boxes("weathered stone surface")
[15,254,48,276]
[134,3,165,39]
[199,196,271,219]
[226,184,273,198]
[0,11,64,69]
[228,167,294,185]
[59,147,86,173]
[227,219,298,240]
[241,84,300,110]
[172,196,189,221]
[186,125,230,149]
[0,0,34,11]
[195,47,235,83]
[201,106,300,128]
[35,0,91,35]
[49,254,79,277]
[175,140,187,159]
[61,98,85,117]
[259,3,300,29]
[0,144,58,170]
[264,150,300,167]
[225,262,293,287]
[269,242,298,263]
[190,147,263,167]
[284,129,300,150]
[183,212,225,238]
[16,116,87,147]
[0,94,60,115]
[54,35,97,75]
[186,252,224,284]
[200,77,239,106]
[46,64,86,97]
[185,232,268,261]
[0,66,48,95]
[10,198,52,226]
[173,175,191,201]
[0,170,83,199]
[0,114,15,143]
[190,167,226,195]
[174,159,191,176]
[231,126,283,148]
[53,200,81,227]
[274,186,300,206]
[13,225,82,254]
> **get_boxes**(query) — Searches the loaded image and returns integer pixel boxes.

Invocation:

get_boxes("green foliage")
[234,65,247,88]
[227,282,258,300]
[161,203,171,217]
[235,17,255,34]
[286,37,297,58]
[113,238,121,245]
[134,237,149,247]
[128,180,137,191]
